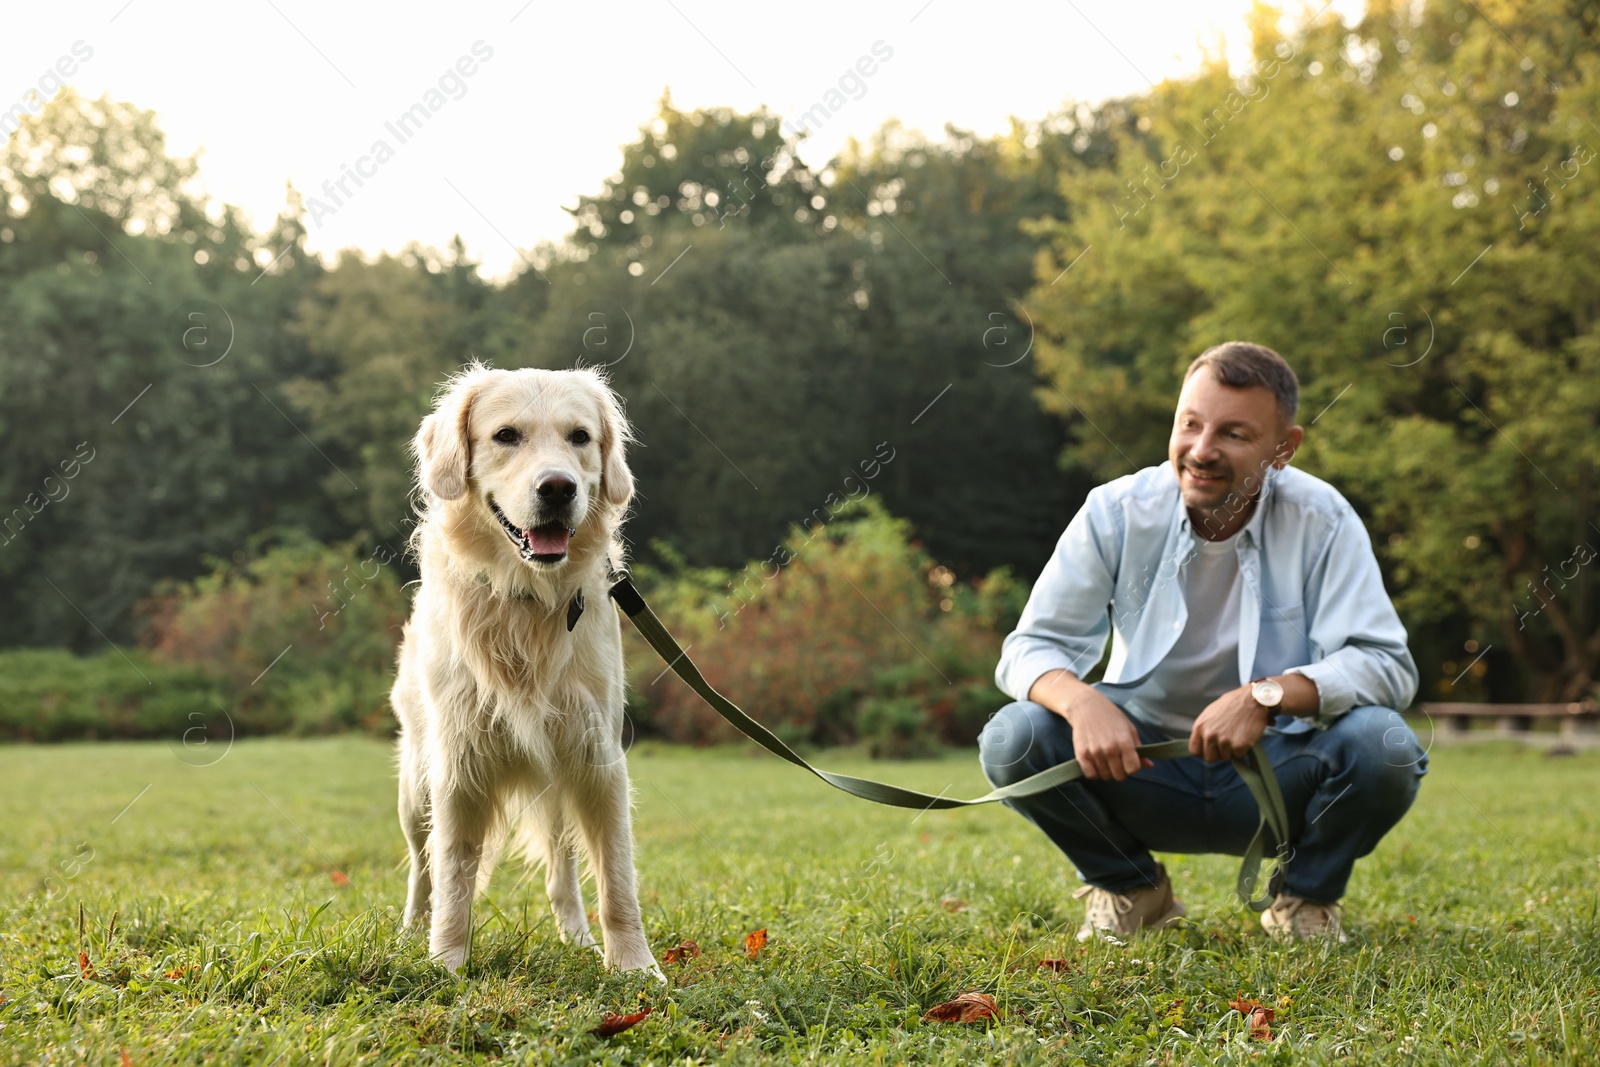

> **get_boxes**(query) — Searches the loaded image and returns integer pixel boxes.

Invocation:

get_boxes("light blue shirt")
[995,462,1418,731]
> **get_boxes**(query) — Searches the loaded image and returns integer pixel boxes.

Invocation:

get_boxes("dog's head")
[416,364,633,567]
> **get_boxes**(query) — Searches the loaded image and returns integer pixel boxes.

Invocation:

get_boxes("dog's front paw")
[429,941,469,974]
[606,948,666,983]
[616,958,666,984]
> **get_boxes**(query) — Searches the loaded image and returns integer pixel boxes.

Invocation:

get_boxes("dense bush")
[621,500,1024,754]
[0,648,222,742]
[138,532,409,735]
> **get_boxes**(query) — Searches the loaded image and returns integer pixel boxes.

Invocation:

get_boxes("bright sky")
[7,0,1363,277]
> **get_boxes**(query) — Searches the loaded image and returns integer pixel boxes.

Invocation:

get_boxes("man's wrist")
[1029,668,1081,722]
[1248,677,1282,722]
[1254,672,1322,720]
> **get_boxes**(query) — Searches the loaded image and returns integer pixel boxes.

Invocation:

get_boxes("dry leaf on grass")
[330,870,350,887]
[1229,997,1275,1041]
[77,951,95,979]
[1037,958,1072,972]
[744,928,767,959]
[118,1051,133,1067]
[592,1007,653,1037]
[940,896,966,912]
[922,991,1000,1024]
[662,940,701,964]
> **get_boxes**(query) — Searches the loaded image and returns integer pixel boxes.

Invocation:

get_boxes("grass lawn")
[1,736,1597,1065]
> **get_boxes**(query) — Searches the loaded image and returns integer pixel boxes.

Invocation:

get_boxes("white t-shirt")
[1124,533,1243,736]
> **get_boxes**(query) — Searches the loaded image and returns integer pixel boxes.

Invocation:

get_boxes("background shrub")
[622,500,1020,750]
[0,648,222,742]
[138,532,408,735]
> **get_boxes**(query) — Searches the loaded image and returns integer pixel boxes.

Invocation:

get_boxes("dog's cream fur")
[391,363,659,976]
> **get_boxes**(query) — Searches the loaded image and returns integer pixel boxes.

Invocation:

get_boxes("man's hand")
[1029,669,1153,781]
[1189,684,1270,762]
[1190,673,1321,762]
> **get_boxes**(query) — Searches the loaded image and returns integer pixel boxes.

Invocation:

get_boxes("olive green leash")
[606,574,1291,910]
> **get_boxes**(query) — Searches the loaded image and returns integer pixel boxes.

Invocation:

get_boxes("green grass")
[1,738,1597,1065]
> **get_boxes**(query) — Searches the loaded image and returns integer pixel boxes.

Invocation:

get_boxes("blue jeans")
[978,701,1428,902]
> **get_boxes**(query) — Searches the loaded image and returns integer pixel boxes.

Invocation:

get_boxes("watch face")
[1253,679,1284,707]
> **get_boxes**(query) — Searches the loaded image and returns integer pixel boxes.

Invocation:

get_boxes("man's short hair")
[1183,341,1299,422]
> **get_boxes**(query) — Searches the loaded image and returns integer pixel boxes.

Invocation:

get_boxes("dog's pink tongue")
[528,525,571,555]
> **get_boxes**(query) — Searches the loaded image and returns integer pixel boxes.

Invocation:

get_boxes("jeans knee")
[1332,705,1427,804]
[979,701,1056,787]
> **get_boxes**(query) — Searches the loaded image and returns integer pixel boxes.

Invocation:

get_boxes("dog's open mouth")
[488,498,574,564]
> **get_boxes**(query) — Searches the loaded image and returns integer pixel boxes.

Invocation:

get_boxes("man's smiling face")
[1168,369,1302,537]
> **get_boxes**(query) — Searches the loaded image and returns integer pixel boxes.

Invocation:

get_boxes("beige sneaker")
[1072,863,1187,942]
[1260,893,1347,942]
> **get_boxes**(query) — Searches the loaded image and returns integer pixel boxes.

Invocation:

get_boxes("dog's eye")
[568,428,591,446]
[492,427,521,445]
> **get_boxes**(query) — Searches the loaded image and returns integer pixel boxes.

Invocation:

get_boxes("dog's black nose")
[536,474,577,503]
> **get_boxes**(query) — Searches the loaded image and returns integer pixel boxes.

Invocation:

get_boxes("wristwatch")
[1250,677,1284,717]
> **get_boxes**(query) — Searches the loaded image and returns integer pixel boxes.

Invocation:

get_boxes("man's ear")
[1272,424,1305,469]
[593,377,635,509]
[416,373,482,500]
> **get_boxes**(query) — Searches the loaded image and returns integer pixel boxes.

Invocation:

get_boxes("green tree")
[0,91,336,649]
[569,90,819,261]
[286,250,456,536]
[518,98,1123,582]
[1026,0,1600,702]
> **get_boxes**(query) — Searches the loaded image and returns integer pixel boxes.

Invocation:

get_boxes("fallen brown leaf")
[939,896,966,912]
[1037,958,1072,972]
[77,951,95,979]
[922,991,999,1024]
[744,928,767,959]
[591,1007,652,1037]
[662,940,701,964]
[162,966,193,980]
[119,1050,133,1067]
[1229,997,1275,1041]
[330,870,350,887]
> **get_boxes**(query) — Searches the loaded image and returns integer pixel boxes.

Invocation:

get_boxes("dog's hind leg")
[524,798,597,950]
[397,730,432,931]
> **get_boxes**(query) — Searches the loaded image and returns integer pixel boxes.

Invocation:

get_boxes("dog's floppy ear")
[416,369,484,501]
[593,377,635,509]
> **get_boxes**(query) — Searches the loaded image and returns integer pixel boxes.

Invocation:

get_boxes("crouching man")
[980,342,1426,942]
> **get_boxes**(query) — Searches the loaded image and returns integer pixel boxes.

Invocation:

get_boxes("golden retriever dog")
[391,363,660,977]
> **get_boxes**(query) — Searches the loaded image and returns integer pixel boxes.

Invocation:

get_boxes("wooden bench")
[1420,702,1600,743]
